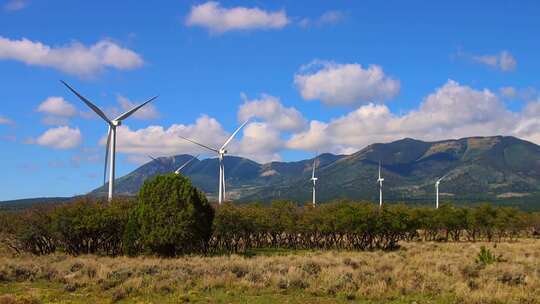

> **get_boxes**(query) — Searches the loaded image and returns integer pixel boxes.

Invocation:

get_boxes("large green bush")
[51,197,131,256]
[127,173,214,256]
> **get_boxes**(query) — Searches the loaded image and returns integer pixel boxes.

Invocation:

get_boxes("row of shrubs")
[1,174,539,257]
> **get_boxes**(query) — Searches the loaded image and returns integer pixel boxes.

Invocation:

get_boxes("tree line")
[1,174,539,257]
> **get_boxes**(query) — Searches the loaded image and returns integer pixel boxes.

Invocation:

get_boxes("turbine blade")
[103,127,111,186]
[147,155,159,163]
[221,119,250,150]
[61,80,111,124]
[175,154,199,174]
[438,172,450,183]
[179,135,219,153]
[114,95,158,121]
[312,156,317,179]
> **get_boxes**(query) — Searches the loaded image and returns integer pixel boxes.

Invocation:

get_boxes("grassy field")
[1,240,539,304]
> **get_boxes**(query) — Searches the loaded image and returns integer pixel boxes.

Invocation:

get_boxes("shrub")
[475,246,497,266]
[127,173,214,256]
[50,197,131,256]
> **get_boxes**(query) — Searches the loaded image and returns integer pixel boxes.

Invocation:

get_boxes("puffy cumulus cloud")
[0,36,143,77]
[116,95,159,120]
[37,97,77,117]
[514,98,540,143]
[111,115,229,156]
[106,115,283,163]
[3,0,28,11]
[34,126,82,149]
[236,122,283,162]
[287,120,331,152]
[0,115,14,125]
[472,50,517,72]
[294,60,400,106]
[186,1,289,34]
[288,80,527,153]
[237,94,306,131]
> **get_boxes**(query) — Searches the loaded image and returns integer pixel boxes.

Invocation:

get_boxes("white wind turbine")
[179,120,250,204]
[377,161,384,208]
[175,154,199,175]
[435,173,450,209]
[62,81,157,202]
[310,155,319,207]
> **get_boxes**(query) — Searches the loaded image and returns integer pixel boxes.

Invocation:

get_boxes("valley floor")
[1,240,539,304]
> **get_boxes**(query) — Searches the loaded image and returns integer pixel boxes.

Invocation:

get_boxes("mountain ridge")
[87,135,540,206]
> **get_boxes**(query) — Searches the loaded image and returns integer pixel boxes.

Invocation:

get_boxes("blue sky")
[1,0,539,200]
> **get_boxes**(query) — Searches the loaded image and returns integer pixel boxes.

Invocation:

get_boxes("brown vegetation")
[1,240,540,303]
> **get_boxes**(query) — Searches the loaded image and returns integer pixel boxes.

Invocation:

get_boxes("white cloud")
[73,81,540,164]
[105,114,284,163]
[3,0,28,11]
[294,60,400,106]
[37,96,77,117]
[0,115,14,125]
[237,93,306,131]
[186,1,289,34]
[111,115,229,156]
[498,86,537,101]
[34,126,82,149]
[0,36,143,77]
[499,86,517,99]
[472,50,517,72]
[299,10,344,28]
[237,122,283,162]
[116,95,159,120]
[288,80,526,153]
[41,116,70,126]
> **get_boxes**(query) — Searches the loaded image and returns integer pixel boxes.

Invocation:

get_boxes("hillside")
[91,136,540,206]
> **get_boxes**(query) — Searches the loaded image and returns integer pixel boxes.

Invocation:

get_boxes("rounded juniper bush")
[125,173,214,256]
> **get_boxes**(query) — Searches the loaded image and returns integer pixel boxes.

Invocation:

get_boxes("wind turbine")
[435,173,450,209]
[179,120,249,204]
[377,161,384,208]
[310,155,319,207]
[175,154,199,175]
[61,81,157,202]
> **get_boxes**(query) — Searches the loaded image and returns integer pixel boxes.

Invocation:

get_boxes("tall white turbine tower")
[435,173,449,209]
[179,120,249,204]
[62,81,157,202]
[377,162,384,208]
[310,156,318,207]
[175,155,199,175]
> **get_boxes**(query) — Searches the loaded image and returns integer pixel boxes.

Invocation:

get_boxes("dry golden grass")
[1,240,540,303]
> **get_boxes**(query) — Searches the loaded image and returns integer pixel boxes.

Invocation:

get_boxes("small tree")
[127,174,214,256]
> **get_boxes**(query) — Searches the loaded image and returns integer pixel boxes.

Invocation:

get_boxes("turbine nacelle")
[61,80,157,202]
[178,119,250,204]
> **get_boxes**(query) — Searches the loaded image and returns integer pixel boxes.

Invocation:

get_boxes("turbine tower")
[435,173,449,209]
[377,162,384,208]
[175,154,199,175]
[179,120,249,204]
[62,81,157,202]
[310,155,318,207]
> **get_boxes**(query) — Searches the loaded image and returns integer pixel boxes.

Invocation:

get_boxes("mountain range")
[90,136,540,208]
